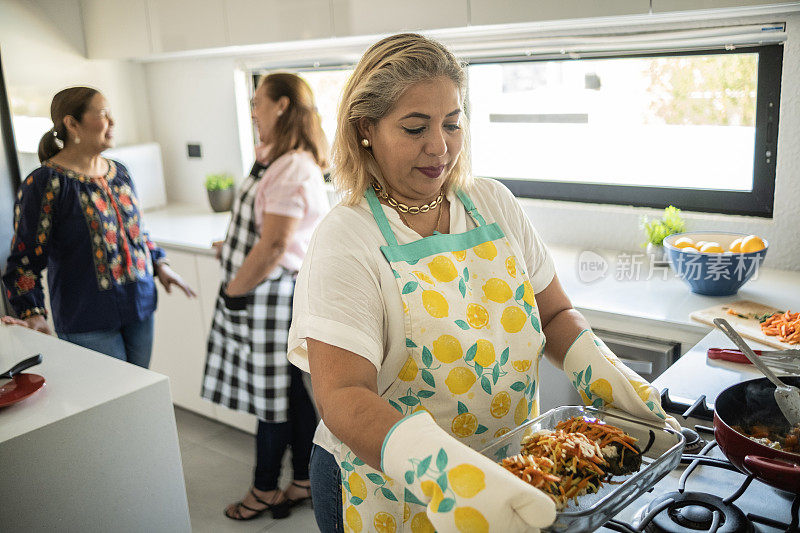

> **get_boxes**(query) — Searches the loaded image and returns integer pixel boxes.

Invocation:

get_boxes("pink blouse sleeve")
[255,152,316,221]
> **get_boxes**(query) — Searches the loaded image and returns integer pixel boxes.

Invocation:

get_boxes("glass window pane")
[468,53,758,192]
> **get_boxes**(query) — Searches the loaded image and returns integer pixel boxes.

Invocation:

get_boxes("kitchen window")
[468,44,783,217]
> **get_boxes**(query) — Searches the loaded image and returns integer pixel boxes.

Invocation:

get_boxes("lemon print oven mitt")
[381,411,556,533]
[563,329,681,432]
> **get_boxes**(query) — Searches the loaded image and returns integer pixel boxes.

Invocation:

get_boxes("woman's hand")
[1,315,52,335]
[156,264,197,298]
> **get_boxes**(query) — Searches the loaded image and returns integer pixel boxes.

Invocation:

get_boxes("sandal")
[224,488,291,520]
[286,481,313,507]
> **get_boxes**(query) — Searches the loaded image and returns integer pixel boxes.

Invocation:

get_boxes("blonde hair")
[333,33,472,205]
[258,73,329,169]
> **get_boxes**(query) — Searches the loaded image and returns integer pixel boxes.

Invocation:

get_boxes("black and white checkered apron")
[202,161,296,422]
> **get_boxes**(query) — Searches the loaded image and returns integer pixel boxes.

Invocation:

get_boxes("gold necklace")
[372,181,444,214]
[397,197,445,235]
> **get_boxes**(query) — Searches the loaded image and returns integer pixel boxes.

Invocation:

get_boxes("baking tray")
[479,405,685,532]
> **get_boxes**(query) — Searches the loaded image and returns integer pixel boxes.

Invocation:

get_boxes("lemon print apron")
[336,188,547,533]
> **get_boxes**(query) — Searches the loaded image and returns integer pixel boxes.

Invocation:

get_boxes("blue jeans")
[309,444,343,533]
[58,314,155,368]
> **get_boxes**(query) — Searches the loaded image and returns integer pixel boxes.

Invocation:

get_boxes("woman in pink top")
[202,73,329,521]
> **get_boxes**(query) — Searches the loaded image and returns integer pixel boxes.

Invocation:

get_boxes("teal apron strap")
[456,189,487,227]
[365,187,399,246]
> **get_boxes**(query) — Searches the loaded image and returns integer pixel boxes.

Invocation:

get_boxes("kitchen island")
[0,324,190,532]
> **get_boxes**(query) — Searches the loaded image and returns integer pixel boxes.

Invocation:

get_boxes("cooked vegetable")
[498,417,642,510]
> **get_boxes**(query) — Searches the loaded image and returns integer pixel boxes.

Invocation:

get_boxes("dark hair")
[37,87,100,162]
[258,73,329,169]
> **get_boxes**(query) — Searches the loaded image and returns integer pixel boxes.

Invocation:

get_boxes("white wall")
[0,0,152,174]
[144,57,245,205]
[144,11,800,270]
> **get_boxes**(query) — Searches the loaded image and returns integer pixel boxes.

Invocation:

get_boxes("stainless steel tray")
[479,406,685,532]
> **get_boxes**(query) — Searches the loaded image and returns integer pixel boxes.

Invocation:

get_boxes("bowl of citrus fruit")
[663,232,768,296]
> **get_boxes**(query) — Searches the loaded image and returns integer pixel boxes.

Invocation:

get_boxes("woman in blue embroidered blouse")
[1,87,196,367]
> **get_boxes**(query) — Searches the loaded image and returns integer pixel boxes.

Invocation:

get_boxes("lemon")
[373,511,397,533]
[422,290,449,318]
[740,234,765,253]
[511,359,532,372]
[342,483,347,505]
[579,389,591,405]
[413,404,431,416]
[700,242,724,253]
[433,334,463,363]
[673,236,695,249]
[349,472,367,500]
[466,303,489,329]
[346,505,363,533]
[482,278,512,303]
[729,237,743,253]
[494,427,511,438]
[505,256,517,278]
[473,339,496,367]
[490,391,511,418]
[514,396,530,426]
[454,507,489,533]
[473,241,497,261]
[398,356,418,381]
[453,250,467,262]
[445,367,476,395]
[428,256,458,282]
[403,503,411,523]
[412,271,434,284]
[589,378,614,404]
[420,480,444,511]
[521,280,535,307]
[631,380,655,402]
[501,306,526,333]
[411,512,435,533]
[448,464,486,498]
[452,412,478,437]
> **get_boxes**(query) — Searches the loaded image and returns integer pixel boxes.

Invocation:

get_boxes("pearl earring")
[361,138,370,148]
[277,110,283,117]
[74,136,80,144]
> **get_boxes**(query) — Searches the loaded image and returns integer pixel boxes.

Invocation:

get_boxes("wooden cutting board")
[690,300,797,350]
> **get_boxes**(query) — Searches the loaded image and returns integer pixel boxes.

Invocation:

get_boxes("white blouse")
[288,178,556,453]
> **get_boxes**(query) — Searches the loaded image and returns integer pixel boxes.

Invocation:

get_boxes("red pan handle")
[707,348,765,364]
[744,455,800,479]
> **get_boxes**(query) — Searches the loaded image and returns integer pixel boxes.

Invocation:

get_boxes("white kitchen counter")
[0,324,190,532]
[144,203,800,339]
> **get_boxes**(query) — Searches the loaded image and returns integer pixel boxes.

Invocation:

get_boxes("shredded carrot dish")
[499,417,641,510]
[759,311,800,345]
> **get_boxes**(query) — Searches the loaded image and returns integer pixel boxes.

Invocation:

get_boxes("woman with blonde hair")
[202,73,329,520]
[289,33,678,531]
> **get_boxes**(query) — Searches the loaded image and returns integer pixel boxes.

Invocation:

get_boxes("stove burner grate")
[643,491,753,533]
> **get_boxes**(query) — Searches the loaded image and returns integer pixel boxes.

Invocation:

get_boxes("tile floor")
[174,407,319,533]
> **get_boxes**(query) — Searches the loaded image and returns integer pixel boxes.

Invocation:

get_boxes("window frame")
[468,44,783,217]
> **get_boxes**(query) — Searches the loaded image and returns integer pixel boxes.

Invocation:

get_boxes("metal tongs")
[714,318,800,426]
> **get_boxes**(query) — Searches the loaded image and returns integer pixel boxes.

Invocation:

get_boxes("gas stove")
[596,391,799,533]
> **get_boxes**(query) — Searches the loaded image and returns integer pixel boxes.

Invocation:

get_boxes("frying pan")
[714,376,800,493]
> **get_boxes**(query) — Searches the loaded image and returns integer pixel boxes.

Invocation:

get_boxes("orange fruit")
[673,237,695,249]
[740,234,765,253]
[699,242,723,253]
[729,237,743,253]
[683,247,699,254]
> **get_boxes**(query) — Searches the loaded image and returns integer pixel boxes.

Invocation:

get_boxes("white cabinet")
[82,0,152,59]
[469,0,650,26]
[151,248,257,434]
[651,0,794,12]
[226,0,334,46]
[147,0,228,53]
[332,0,469,37]
[150,249,216,418]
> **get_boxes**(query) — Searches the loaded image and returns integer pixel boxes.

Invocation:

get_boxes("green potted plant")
[204,173,235,212]
[641,205,686,264]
